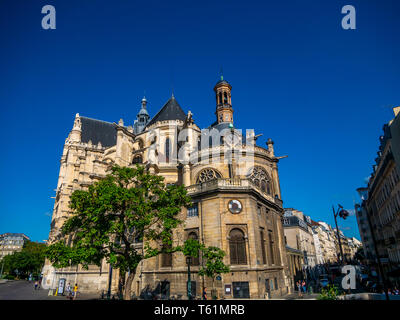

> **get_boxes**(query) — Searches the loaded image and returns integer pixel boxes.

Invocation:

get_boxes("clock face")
[228,199,242,214]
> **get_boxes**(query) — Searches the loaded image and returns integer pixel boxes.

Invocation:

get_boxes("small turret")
[134,96,150,134]
[69,113,82,142]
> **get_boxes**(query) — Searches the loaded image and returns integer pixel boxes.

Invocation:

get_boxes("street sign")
[216,275,222,281]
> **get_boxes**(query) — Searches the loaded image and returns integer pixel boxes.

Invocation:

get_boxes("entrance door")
[232,282,250,298]
[265,279,271,298]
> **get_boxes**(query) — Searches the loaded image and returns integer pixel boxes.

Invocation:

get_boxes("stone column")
[183,164,191,186]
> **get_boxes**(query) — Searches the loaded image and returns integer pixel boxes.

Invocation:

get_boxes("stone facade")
[0,233,30,260]
[356,107,400,275]
[42,77,292,298]
[283,209,316,268]
[315,221,339,263]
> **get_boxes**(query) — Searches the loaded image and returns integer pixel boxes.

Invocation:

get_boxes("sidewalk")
[279,292,319,300]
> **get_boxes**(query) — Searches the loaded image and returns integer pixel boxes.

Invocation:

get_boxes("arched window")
[132,155,143,164]
[248,166,273,195]
[219,92,222,105]
[229,229,247,265]
[188,232,200,266]
[197,168,222,183]
[165,137,171,163]
[223,92,228,104]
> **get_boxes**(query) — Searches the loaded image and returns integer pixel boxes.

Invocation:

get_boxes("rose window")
[197,168,221,183]
[248,166,272,195]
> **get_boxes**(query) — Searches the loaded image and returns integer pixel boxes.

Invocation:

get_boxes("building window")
[187,232,200,266]
[132,155,143,164]
[268,230,275,265]
[248,166,273,195]
[229,229,247,265]
[187,203,199,217]
[165,137,171,163]
[274,278,278,290]
[197,168,221,183]
[260,229,267,264]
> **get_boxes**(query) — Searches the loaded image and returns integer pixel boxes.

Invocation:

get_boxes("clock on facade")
[228,199,242,214]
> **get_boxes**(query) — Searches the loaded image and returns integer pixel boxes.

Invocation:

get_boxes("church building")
[42,76,292,299]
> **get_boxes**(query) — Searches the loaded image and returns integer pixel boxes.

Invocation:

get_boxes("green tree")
[317,284,339,300]
[181,240,230,299]
[0,241,46,278]
[45,165,191,300]
[198,246,230,299]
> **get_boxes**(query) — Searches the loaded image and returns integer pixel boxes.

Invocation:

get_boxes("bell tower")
[214,76,233,124]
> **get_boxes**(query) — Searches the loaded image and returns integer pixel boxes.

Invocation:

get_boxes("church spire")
[133,96,150,134]
[214,75,233,124]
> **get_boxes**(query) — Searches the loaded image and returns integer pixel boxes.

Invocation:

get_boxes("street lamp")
[186,256,192,300]
[107,264,113,300]
[332,204,349,265]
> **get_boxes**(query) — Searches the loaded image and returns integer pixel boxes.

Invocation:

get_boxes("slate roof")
[80,117,117,147]
[146,96,186,127]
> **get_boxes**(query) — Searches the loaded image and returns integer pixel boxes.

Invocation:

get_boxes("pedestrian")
[34,280,38,290]
[202,287,207,300]
[393,287,399,295]
[297,281,302,297]
[302,280,306,293]
[66,283,72,300]
[73,283,78,300]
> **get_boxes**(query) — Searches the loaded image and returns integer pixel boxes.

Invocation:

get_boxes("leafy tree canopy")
[1,241,46,278]
[45,165,192,299]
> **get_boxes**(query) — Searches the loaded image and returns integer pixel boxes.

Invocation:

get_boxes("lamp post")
[107,265,113,299]
[186,256,192,300]
[332,205,349,265]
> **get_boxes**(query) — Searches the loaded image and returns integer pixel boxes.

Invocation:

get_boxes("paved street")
[0,280,98,300]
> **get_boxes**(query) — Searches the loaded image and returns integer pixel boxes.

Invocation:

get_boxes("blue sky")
[0,0,399,242]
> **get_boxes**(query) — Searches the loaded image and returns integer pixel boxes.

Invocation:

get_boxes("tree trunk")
[123,271,135,300]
